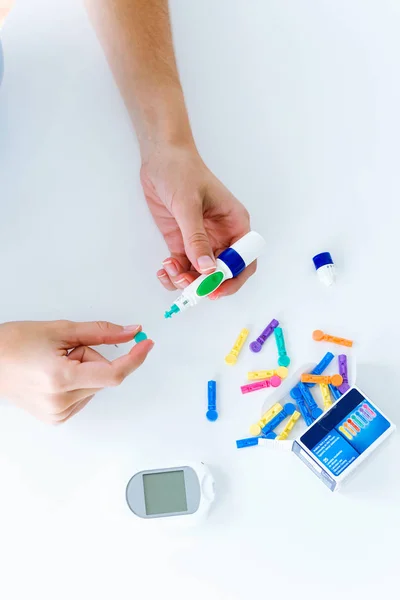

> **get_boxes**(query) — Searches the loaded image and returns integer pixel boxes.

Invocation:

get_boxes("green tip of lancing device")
[164,304,180,319]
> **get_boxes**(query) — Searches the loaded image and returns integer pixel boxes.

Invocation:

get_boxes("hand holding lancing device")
[141,143,254,300]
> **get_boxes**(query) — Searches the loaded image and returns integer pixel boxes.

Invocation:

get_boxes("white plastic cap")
[230,231,266,267]
[317,264,336,286]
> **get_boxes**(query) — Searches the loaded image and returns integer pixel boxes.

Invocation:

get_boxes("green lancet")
[196,271,224,297]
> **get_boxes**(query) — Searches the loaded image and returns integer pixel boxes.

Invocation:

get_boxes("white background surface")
[1,1,400,598]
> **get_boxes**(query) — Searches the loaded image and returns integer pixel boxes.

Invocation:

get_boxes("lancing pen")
[164,231,266,318]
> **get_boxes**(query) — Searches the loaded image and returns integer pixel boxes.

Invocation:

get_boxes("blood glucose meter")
[126,462,215,521]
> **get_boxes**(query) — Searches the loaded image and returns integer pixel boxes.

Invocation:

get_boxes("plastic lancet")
[312,330,353,347]
[236,437,259,449]
[206,380,218,421]
[337,354,350,394]
[303,352,334,388]
[298,382,323,420]
[261,403,296,436]
[249,403,283,436]
[274,327,290,367]
[328,383,342,401]
[294,391,314,426]
[249,319,279,353]
[225,328,249,365]
[301,373,343,387]
[240,377,281,394]
[290,352,334,399]
[276,410,301,440]
[320,383,332,410]
[247,367,288,381]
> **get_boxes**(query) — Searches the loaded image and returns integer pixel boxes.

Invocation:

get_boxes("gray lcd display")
[143,470,188,515]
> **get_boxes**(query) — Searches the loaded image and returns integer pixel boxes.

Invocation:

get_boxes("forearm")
[85,0,194,158]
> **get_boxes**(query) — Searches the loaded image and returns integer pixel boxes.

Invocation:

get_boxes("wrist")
[133,84,196,161]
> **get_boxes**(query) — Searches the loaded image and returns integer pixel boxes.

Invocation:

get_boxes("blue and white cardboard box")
[260,355,396,491]
[292,385,395,491]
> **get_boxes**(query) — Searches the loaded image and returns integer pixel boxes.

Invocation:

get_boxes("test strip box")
[292,386,395,491]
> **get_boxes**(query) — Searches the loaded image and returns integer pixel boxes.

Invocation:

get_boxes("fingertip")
[129,338,154,356]
[197,255,216,274]
[157,269,176,291]
[217,264,256,297]
[173,272,199,288]
[208,291,220,300]
[214,279,242,298]
[174,276,191,288]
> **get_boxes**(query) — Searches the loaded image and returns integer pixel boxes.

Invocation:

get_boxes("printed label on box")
[312,432,358,476]
[301,389,392,478]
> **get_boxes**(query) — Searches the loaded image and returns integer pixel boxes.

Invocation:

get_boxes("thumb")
[55,320,142,348]
[174,199,216,273]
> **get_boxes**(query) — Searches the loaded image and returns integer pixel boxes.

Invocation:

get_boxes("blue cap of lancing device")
[218,232,267,277]
[312,252,334,270]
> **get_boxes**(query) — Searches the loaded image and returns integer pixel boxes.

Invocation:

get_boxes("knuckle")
[44,366,69,394]
[44,373,62,394]
[110,370,124,387]
[53,319,73,332]
[95,321,113,332]
[187,230,208,247]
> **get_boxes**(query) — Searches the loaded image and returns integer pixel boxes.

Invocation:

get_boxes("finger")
[157,269,177,291]
[65,395,94,421]
[45,386,101,414]
[67,345,109,363]
[54,395,95,424]
[173,271,199,288]
[173,198,216,274]
[157,266,199,290]
[55,320,142,348]
[208,261,257,299]
[70,339,154,388]
[206,181,251,244]
[162,256,200,288]
[162,256,187,278]
[14,394,95,425]
[161,257,186,284]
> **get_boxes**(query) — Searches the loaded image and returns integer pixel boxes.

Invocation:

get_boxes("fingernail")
[123,325,140,332]
[163,261,179,277]
[157,270,168,279]
[197,255,215,273]
[175,277,188,288]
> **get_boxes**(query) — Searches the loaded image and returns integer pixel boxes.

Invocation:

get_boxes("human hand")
[0,320,154,424]
[0,1,14,28]
[140,143,253,299]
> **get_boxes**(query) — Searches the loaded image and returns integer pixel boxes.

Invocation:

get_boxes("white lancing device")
[164,231,266,318]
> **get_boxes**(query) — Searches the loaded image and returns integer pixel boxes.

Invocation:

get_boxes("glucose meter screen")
[143,470,188,515]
